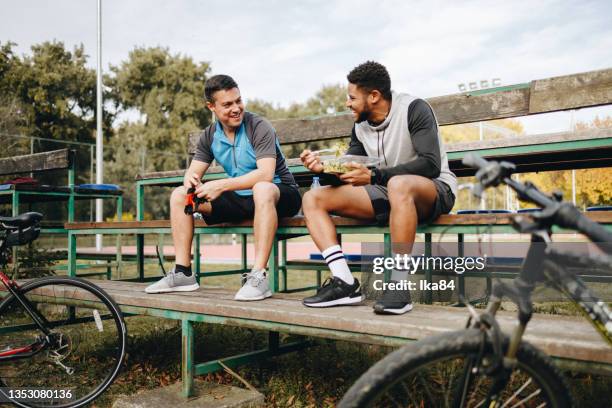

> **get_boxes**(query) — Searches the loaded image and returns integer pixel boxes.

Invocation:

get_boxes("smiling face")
[346,83,372,123]
[207,87,244,130]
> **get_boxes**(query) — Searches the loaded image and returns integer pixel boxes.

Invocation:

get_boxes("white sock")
[390,252,410,282]
[322,245,354,285]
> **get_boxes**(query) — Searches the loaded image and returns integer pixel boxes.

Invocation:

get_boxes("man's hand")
[184,171,202,189]
[195,179,227,201]
[339,162,372,186]
[300,149,324,173]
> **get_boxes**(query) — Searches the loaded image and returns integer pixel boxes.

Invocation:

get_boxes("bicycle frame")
[477,230,612,371]
[0,267,51,363]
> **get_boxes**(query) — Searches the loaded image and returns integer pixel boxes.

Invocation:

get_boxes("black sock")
[175,264,192,277]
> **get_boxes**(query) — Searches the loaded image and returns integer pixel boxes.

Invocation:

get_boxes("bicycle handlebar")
[463,153,612,253]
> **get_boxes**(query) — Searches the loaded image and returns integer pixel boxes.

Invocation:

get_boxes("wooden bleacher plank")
[63,212,612,230]
[0,148,74,175]
[10,280,609,365]
[529,68,612,113]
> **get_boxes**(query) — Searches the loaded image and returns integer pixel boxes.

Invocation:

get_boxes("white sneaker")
[234,269,272,301]
[145,268,199,293]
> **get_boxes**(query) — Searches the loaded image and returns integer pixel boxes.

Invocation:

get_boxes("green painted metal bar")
[424,233,432,304]
[136,234,145,281]
[116,196,124,278]
[194,339,312,376]
[268,236,279,293]
[465,82,530,96]
[11,191,19,272]
[194,234,201,284]
[68,165,75,187]
[241,234,247,271]
[447,137,612,161]
[70,222,606,236]
[67,231,77,277]
[181,319,194,398]
[281,239,288,292]
[136,183,145,221]
[383,233,391,283]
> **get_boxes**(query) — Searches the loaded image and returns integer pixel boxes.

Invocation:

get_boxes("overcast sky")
[2,0,611,133]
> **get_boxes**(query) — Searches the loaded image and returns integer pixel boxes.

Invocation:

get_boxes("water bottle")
[311,176,321,189]
[298,176,321,216]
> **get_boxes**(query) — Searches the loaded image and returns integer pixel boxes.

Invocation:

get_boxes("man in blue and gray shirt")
[146,75,301,300]
[300,61,457,314]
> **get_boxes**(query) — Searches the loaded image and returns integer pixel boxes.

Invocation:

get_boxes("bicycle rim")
[0,277,126,408]
[339,329,571,408]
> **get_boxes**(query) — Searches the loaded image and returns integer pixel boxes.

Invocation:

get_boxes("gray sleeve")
[193,129,214,163]
[373,99,441,185]
[346,125,367,156]
[251,119,277,160]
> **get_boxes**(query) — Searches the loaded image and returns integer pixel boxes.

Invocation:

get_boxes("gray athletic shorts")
[364,179,455,226]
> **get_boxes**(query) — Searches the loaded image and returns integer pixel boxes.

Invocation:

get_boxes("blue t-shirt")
[193,112,297,196]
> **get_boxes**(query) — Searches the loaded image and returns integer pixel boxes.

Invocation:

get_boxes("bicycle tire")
[0,276,127,408]
[339,328,573,408]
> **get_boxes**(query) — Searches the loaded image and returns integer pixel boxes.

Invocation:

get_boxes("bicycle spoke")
[500,378,532,408]
[508,388,542,408]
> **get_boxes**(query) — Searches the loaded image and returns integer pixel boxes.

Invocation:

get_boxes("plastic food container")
[321,155,382,174]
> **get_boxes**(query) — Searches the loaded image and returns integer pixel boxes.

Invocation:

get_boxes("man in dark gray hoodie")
[300,61,456,314]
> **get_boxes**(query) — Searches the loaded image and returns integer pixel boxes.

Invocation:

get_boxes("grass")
[60,315,608,408]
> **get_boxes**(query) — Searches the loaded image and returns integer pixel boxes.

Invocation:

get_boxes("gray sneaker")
[234,269,272,301]
[145,268,199,293]
[373,280,413,315]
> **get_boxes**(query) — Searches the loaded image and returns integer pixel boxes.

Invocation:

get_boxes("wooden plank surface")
[64,212,612,230]
[530,68,612,113]
[6,280,609,364]
[0,149,72,176]
[445,128,611,153]
[182,69,612,149]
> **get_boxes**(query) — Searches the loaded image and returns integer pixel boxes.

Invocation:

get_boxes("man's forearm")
[219,168,273,192]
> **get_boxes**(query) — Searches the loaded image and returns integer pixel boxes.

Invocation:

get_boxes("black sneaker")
[373,281,413,315]
[303,277,363,307]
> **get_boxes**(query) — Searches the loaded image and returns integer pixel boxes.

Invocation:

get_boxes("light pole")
[96,0,103,251]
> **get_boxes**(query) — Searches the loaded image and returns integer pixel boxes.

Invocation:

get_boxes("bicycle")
[0,212,127,408]
[339,154,612,408]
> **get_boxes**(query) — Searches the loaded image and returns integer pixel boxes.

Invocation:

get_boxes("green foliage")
[248,84,349,158]
[247,83,348,120]
[109,47,211,170]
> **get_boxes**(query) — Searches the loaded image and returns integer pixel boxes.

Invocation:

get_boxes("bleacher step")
[111,379,264,408]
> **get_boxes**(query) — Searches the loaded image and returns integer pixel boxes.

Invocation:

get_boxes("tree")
[106,47,212,218]
[108,46,211,172]
[0,41,108,187]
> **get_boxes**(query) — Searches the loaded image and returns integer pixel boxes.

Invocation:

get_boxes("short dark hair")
[204,74,238,102]
[347,61,392,101]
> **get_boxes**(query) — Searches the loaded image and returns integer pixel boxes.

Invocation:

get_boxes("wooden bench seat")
[65,211,612,231]
[2,280,608,382]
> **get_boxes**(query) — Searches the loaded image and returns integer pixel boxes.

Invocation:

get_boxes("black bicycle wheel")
[339,328,572,408]
[0,277,127,408]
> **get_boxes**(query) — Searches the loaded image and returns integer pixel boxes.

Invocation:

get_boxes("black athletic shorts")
[201,183,302,225]
[364,179,455,226]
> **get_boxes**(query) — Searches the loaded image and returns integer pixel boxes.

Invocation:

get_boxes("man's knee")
[302,188,327,214]
[170,186,187,206]
[252,181,278,206]
[387,175,417,203]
